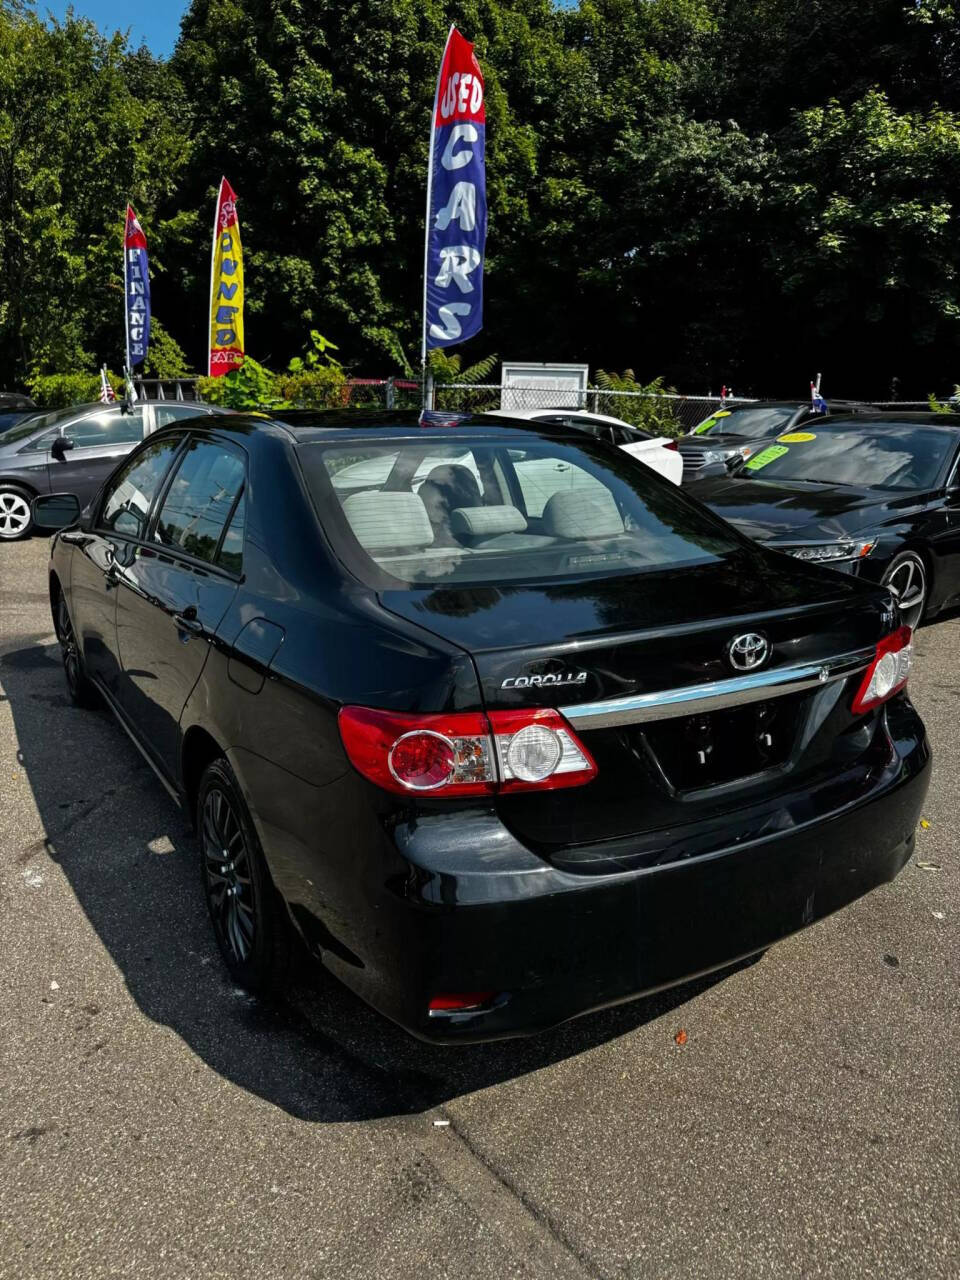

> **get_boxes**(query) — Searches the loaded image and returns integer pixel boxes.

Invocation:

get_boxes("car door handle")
[173,607,203,635]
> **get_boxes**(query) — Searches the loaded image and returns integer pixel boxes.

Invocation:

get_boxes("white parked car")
[486,408,683,485]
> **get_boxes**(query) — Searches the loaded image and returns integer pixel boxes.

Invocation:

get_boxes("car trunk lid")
[379,549,896,860]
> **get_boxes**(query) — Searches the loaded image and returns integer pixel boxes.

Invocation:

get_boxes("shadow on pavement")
[3,635,747,1123]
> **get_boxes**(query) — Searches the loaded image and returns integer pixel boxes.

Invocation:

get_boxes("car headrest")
[420,463,483,509]
[342,491,434,551]
[541,489,624,539]
[450,505,527,540]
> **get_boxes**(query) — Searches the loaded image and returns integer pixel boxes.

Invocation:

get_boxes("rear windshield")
[741,425,953,490]
[692,406,799,439]
[298,436,743,588]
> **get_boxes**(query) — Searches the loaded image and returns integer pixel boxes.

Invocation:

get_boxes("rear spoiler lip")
[560,648,874,729]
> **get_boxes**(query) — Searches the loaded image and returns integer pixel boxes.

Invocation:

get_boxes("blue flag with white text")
[424,28,487,350]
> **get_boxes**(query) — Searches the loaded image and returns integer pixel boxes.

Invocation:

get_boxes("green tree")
[0,6,190,382]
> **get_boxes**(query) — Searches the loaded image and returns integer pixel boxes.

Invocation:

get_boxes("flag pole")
[421,25,454,410]
[208,178,224,378]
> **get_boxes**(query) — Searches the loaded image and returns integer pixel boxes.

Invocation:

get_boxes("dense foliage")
[4,0,960,397]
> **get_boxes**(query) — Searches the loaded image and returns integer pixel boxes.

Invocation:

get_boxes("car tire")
[0,484,34,540]
[881,550,929,631]
[197,757,293,996]
[55,591,101,709]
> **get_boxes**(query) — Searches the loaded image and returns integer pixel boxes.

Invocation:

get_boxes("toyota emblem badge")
[727,632,769,671]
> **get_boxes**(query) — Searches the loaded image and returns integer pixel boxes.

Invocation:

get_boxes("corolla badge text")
[501,671,589,690]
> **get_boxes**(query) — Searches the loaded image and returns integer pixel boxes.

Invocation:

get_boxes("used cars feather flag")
[208,177,244,377]
[123,205,150,370]
[422,27,487,355]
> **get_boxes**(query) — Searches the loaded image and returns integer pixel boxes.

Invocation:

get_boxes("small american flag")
[99,366,116,403]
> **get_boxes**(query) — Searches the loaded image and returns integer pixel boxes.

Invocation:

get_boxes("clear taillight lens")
[338,706,597,796]
[851,625,913,714]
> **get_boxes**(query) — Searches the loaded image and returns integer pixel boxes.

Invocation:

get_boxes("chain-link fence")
[432,382,758,435]
[342,377,421,409]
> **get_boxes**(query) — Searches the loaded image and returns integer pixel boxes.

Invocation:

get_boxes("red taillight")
[337,705,597,796]
[428,991,496,1014]
[851,625,913,714]
[663,440,679,451]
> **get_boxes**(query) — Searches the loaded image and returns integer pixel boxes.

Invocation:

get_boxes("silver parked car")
[0,400,223,540]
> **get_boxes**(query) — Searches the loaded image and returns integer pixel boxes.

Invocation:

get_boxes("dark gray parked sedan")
[0,400,221,539]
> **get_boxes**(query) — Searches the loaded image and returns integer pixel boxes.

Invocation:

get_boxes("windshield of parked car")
[691,406,799,439]
[298,434,744,588]
[740,424,953,490]
[0,411,34,435]
[0,405,99,445]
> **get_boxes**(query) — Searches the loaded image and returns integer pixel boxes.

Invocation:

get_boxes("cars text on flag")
[423,27,487,354]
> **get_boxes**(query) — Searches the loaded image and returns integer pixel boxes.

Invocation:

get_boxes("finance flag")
[123,205,150,368]
[422,27,487,354]
[208,177,244,377]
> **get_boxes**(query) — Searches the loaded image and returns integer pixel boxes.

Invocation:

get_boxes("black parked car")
[36,410,930,1042]
[679,399,873,480]
[0,391,38,436]
[693,414,960,630]
[0,399,222,540]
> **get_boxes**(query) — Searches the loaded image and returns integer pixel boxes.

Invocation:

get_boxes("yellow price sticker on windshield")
[693,409,732,434]
[777,431,816,443]
[744,444,789,471]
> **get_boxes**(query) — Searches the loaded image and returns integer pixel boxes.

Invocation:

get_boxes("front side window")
[64,409,145,448]
[154,438,245,564]
[99,434,184,538]
[299,435,741,588]
[9,406,94,447]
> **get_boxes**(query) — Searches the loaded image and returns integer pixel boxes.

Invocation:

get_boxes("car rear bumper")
[337,697,930,1043]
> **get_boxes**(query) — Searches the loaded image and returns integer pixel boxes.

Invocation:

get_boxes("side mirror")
[32,493,81,529]
[50,436,75,461]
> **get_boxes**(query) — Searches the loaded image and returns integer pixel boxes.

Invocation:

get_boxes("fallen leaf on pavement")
[674,1029,688,1046]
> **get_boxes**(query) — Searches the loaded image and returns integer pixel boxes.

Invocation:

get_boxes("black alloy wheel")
[882,551,928,631]
[56,593,99,708]
[197,757,292,994]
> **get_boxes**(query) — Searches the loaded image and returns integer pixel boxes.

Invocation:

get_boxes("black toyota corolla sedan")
[35,410,930,1042]
[693,414,960,630]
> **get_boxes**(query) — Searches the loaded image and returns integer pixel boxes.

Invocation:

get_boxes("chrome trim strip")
[560,649,873,729]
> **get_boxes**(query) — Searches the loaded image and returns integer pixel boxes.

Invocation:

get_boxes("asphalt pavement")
[1,534,957,1279]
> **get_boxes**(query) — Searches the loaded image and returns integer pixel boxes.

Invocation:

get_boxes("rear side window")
[99,435,184,538]
[153,438,245,565]
[217,490,245,574]
[152,403,208,430]
[299,436,742,588]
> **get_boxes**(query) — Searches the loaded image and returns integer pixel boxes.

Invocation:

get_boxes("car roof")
[486,407,633,428]
[159,409,600,449]
[720,398,872,410]
[813,411,960,428]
